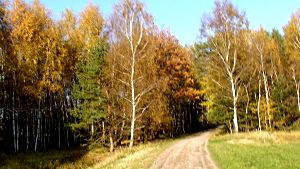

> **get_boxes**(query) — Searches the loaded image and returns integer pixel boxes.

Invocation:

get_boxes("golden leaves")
[284,9,300,65]
[154,31,201,102]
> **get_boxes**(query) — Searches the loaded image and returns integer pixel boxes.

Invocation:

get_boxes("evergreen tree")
[71,42,108,139]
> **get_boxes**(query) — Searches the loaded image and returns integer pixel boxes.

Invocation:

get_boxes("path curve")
[150,130,218,169]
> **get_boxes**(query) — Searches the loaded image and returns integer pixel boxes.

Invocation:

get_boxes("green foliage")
[196,1,300,132]
[271,76,298,128]
[71,42,108,134]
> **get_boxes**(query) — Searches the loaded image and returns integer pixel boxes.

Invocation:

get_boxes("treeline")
[0,0,203,152]
[194,0,300,133]
[2,0,300,153]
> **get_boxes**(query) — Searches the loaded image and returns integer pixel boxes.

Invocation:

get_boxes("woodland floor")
[150,130,218,169]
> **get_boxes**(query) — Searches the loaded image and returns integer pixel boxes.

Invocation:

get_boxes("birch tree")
[200,0,249,133]
[109,0,155,148]
[251,28,281,129]
[284,10,300,113]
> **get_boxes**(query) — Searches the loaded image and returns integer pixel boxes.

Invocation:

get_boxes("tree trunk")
[44,116,46,150]
[91,120,94,137]
[12,72,16,152]
[262,71,271,129]
[230,78,239,133]
[12,110,16,152]
[297,84,300,112]
[109,132,114,153]
[244,85,250,131]
[257,79,262,131]
[129,34,136,148]
[292,69,300,112]
[66,113,69,148]
[26,116,29,151]
[16,111,19,152]
[129,104,136,148]
[102,121,105,142]
[35,103,41,152]
[58,114,61,149]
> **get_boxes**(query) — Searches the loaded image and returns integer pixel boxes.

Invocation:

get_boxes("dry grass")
[219,130,300,145]
[0,138,178,169]
[91,139,179,169]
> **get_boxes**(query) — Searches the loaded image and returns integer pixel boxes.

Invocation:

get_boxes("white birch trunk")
[26,116,29,151]
[129,49,136,148]
[230,78,239,133]
[213,38,240,133]
[16,111,19,152]
[244,84,250,131]
[109,133,114,153]
[12,110,16,152]
[35,108,41,152]
[257,79,262,131]
[102,121,105,141]
[91,121,94,136]
[12,73,16,152]
[124,6,144,148]
[257,43,272,129]
[297,85,300,112]
[262,71,271,129]
[292,69,300,112]
[32,109,35,150]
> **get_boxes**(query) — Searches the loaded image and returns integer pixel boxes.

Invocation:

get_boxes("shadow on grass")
[0,147,91,169]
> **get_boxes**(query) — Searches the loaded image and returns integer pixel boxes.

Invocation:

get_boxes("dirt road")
[150,130,218,169]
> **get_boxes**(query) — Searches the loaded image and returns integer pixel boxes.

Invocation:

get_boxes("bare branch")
[129,12,135,53]
[135,20,143,52]
[211,78,225,89]
[232,48,237,74]
[294,36,300,50]
[116,69,130,77]
[135,101,153,121]
[135,84,155,107]
[138,41,148,57]
[134,76,144,83]
[211,40,232,76]
[124,11,132,46]
[117,78,130,86]
[121,96,132,104]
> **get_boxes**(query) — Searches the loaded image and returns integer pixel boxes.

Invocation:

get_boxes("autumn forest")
[1,0,300,155]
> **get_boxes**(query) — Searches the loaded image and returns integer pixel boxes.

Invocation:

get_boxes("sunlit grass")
[91,139,179,169]
[208,131,300,169]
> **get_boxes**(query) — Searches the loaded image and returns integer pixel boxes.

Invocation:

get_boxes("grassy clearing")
[0,138,178,169]
[208,131,300,169]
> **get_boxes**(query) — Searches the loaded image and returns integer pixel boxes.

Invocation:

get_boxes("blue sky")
[32,0,300,45]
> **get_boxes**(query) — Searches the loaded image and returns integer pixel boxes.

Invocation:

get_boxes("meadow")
[209,131,300,169]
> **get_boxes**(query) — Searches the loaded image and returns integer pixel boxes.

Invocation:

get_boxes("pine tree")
[71,42,108,139]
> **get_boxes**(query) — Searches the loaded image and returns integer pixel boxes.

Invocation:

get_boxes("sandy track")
[150,130,218,169]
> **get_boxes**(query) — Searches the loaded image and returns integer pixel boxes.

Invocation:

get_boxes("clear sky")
[30,0,300,45]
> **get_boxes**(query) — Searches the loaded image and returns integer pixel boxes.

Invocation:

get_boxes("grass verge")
[91,139,178,169]
[208,131,300,169]
[0,138,178,169]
